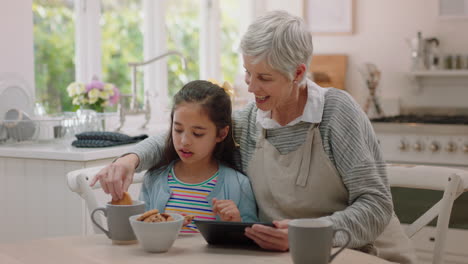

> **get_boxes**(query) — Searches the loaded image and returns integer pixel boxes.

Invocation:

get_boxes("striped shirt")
[133,83,392,248]
[164,167,218,233]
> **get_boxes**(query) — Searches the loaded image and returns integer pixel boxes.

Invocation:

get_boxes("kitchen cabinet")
[0,142,135,243]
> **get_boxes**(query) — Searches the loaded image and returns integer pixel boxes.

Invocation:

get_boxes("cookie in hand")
[110,192,133,205]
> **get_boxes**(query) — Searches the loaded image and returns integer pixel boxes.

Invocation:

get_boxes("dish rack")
[0,112,118,144]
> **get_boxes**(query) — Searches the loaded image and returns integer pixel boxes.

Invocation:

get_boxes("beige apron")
[246,123,417,264]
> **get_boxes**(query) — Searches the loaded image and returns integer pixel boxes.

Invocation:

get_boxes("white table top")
[0,234,393,264]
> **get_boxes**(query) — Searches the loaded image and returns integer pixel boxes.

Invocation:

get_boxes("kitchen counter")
[0,130,163,243]
[0,141,135,161]
[0,123,168,161]
[0,141,134,243]
[0,123,168,243]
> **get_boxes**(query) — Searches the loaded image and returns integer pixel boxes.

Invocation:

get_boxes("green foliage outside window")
[33,0,240,114]
[100,0,144,110]
[33,1,75,114]
[166,0,200,100]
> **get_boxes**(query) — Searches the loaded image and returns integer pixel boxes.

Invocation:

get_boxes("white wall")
[264,0,468,112]
[0,0,34,98]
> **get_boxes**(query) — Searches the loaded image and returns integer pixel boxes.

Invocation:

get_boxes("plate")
[0,73,33,120]
[194,220,274,247]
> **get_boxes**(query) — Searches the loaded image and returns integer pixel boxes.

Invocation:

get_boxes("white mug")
[288,218,351,264]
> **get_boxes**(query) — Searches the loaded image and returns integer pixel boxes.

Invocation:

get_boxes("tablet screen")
[194,220,275,247]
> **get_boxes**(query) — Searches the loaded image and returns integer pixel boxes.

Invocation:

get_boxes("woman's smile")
[255,95,270,104]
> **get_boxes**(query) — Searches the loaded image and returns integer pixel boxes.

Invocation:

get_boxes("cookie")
[137,209,159,221]
[161,213,174,222]
[110,192,133,205]
[137,210,176,222]
[184,215,195,222]
[143,214,159,222]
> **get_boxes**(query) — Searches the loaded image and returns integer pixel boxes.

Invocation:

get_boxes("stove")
[371,115,468,167]
[372,115,468,125]
[372,115,468,264]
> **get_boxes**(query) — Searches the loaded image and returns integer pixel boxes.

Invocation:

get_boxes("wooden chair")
[66,166,146,234]
[387,164,468,264]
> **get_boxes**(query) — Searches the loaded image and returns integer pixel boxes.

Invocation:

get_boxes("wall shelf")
[407,70,468,92]
[409,70,468,77]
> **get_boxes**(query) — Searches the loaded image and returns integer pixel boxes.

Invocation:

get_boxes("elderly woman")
[92,10,415,263]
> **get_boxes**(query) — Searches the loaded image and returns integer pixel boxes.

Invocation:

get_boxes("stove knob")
[445,142,457,153]
[463,144,468,153]
[429,143,439,152]
[399,141,408,151]
[413,142,423,152]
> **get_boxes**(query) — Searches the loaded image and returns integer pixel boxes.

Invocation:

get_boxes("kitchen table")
[0,234,394,264]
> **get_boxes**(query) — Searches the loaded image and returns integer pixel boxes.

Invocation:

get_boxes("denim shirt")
[139,160,258,222]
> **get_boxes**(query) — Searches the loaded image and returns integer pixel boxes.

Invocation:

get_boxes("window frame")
[71,0,253,121]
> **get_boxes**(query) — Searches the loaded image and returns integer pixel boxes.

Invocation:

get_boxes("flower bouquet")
[67,76,120,113]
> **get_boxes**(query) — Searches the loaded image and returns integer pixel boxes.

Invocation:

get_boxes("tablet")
[194,220,275,247]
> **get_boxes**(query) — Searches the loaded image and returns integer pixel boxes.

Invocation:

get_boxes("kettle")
[406,31,425,70]
[406,32,440,71]
[425,38,440,70]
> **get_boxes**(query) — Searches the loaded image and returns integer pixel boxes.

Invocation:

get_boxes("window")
[33,0,249,117]
[219,0,241,85]
[166,0,200,98]
[100,0,144,103]
[33,0,75,113]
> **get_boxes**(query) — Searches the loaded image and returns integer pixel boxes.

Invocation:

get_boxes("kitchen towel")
[72,131,148,148]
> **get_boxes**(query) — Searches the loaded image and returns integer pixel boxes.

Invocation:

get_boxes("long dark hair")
[151,80,237,171]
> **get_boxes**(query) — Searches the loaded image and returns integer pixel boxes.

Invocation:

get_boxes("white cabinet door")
[0,157,114,242]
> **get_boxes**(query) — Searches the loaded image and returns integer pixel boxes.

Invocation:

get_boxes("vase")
[76,108,102,132]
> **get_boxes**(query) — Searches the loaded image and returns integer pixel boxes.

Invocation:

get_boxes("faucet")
[117,50,187,131]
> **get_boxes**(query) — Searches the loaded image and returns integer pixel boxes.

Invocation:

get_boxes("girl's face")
[172,102,228,165]
[243,55,296,112]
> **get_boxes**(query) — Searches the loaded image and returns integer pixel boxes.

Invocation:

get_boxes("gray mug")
[288,218,351,264]
[91,200,145,244]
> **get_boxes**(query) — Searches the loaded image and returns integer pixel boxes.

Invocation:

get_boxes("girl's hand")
[89,154,139,201]
[244,219,290,251]
[212,198,241,222]
[178,213,195,226]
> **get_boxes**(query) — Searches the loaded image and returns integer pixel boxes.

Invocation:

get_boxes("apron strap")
[295,123,320,186]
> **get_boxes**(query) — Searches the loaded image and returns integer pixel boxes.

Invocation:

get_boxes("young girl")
[139,80,258,233]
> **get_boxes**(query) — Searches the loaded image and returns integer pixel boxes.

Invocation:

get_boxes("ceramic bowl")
[129,213,183,253]
[4,109,38,142]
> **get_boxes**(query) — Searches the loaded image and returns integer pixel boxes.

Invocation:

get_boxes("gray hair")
[240,10,313,85]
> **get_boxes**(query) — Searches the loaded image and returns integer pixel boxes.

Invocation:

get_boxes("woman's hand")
[212,198,241,222]
[245,219,291,251]
[89,154,140,201]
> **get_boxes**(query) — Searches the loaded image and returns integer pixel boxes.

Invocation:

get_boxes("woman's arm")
[319,89,392,248]
[90,132,168,200]
[131,132,168,172]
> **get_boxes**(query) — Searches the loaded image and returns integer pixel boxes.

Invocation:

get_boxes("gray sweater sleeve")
[131,131,168,172]
[318,89,393,248]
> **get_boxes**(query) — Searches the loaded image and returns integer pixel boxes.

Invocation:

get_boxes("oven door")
[392,186,468,264]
